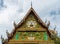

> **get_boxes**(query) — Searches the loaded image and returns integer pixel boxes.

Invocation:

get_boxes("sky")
[0,0,60,44]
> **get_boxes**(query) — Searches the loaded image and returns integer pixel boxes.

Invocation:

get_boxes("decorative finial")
[47,21,50,28]
[1,35,4,43]
[13,21,17,28]
[6,30,10,38]
[54,25,56,30]
[31,1,32,7]
[45,19,47,23]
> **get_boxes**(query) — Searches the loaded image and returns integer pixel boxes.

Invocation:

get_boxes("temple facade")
[1,5,56,44]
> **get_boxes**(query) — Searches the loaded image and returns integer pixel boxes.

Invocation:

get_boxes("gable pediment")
[17,7,47,29]
[2,7,54,44]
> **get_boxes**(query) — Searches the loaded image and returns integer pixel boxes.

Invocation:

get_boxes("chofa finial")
[31,1,32,7]
[54,25,56,30]
[6,30,10,38]
[45,19,47,23]
[47,21,50,28]
[1,35,4,43]
[13,21,17,28]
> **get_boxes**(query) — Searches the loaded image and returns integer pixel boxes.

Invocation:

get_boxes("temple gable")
[2,7,54,44]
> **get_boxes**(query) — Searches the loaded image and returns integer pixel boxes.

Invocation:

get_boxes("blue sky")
[0,0,60,44]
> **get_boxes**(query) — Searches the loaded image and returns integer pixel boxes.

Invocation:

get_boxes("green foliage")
[52,33,60,44]
[54,37,60,44]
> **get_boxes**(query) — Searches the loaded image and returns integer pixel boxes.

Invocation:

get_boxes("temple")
[1,3,57,44]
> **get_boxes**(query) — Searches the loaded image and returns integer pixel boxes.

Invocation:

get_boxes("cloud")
[0,0,3,7]
[0,1,24,43]
[0,0,24,44]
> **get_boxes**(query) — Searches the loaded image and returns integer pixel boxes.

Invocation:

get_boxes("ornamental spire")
[31,1,33,8]
[54,25,56,30]
[31,1,32,7]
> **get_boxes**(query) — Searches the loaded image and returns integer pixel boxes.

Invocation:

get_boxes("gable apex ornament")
[31,1,32,8]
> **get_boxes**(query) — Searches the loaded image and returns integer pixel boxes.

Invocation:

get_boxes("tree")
[52,34,60,44]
